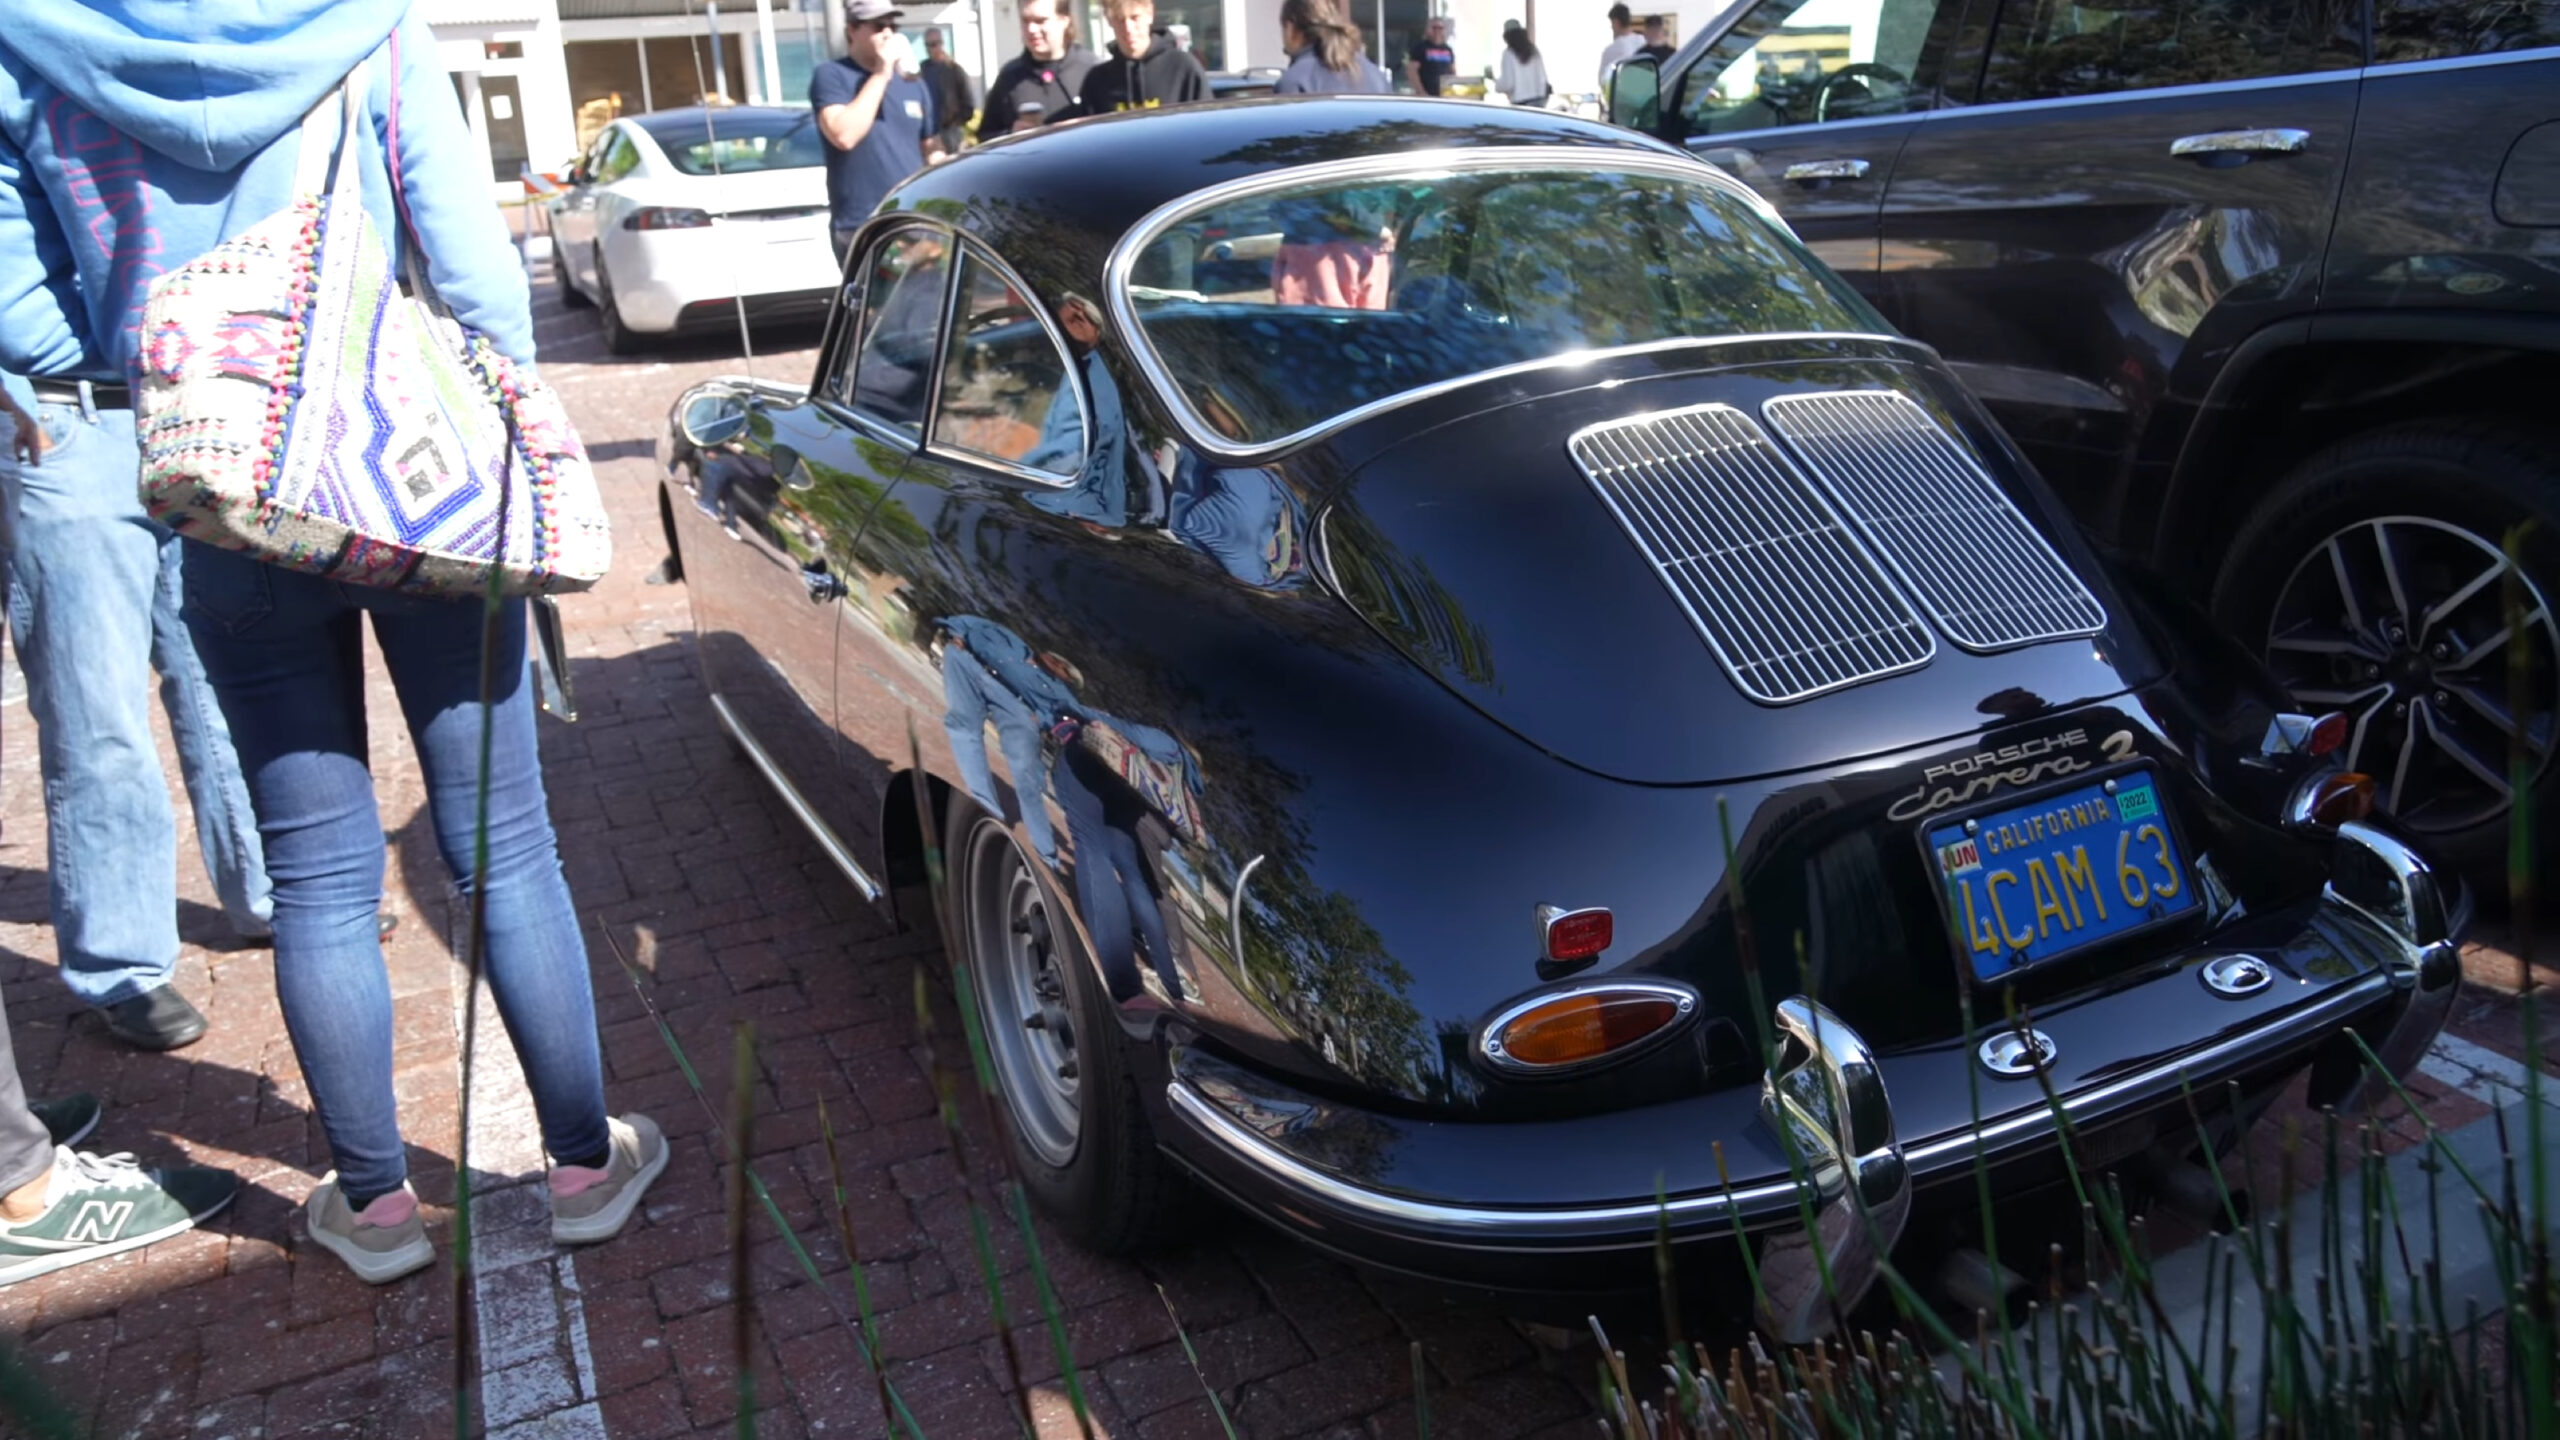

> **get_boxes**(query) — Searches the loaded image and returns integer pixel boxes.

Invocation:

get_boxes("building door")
[482,76,532,185]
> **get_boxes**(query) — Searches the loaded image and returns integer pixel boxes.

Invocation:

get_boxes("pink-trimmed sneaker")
[306,1174,432,1284]
[549,1114,668,1244]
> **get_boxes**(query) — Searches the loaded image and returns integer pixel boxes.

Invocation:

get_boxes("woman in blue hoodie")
[0,0,666,1284]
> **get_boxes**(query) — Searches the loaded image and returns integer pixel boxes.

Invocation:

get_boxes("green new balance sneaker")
[0,1148,240,1286]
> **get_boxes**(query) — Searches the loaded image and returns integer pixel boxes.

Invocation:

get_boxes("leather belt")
[29,378,132,410]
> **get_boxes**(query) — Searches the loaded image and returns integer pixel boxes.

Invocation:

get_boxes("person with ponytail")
[1274,0,1392,94]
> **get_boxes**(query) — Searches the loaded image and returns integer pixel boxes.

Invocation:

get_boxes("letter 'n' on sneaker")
[0,1147,240,1286]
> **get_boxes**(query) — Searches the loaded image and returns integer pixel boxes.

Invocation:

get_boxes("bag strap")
[293,60,367,198]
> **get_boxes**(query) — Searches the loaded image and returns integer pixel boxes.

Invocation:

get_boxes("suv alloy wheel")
[2216,422,2560,874]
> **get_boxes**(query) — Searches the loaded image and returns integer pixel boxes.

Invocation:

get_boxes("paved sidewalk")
[0,262,2548,1439]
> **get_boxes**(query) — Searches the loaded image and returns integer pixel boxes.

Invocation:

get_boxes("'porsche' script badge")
[1887,729,2136,822]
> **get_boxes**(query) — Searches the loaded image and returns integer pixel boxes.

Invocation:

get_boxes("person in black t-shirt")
[981,0,1095,134]
[811,0,942,258]
[918,28,977,151]
[1402,14,1455,95]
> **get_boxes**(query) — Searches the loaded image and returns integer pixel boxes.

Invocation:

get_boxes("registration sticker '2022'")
[1926,771,2196,982]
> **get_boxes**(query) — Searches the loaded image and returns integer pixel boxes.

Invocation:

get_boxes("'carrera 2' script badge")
[1887,729,2136,822]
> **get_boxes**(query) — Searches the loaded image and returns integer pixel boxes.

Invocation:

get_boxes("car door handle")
[800,566,847,603]
[2169,128,2310,163]
[1781,158,1873,185]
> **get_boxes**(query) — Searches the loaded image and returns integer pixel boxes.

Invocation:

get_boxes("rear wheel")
[945,794,1178,1254]
[595,251,642,355]
[554,240,592,310]
[2214,421,2560,878]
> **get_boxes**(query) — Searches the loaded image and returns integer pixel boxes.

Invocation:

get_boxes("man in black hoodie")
[981,0,1094,134]
[1075,0,1207,113]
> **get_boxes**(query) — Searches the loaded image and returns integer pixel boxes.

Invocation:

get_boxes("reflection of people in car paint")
[1025,293,1147,524]
[939,614,1082,865]
[1052,740,1178,1002]
[1270,194,1393,310]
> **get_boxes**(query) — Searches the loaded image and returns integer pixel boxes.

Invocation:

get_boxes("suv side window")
[2373,0,2557,61]
[844,228,953,438]
[932,250,1086,477]
[1678,0,1965,136]
[1977,0,2361,103]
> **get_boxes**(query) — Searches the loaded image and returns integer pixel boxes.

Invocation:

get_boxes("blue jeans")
[182,544,609,1199]
[942,645,1058,864]
[1052,746,1173,1003]
[0,399,272,1006]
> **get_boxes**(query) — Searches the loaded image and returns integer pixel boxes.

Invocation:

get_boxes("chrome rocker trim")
[707,692,883,901]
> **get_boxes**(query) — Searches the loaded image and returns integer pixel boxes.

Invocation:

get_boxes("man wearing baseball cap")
[812,0,944,263]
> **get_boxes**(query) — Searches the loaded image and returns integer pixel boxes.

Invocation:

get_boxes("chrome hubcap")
[2264,516,2558,835]
[965,820,1080,1167]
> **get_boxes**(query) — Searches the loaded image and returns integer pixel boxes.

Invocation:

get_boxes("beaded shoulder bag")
[135,51,609,596]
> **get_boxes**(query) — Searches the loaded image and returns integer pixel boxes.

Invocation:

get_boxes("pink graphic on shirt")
[46,95,166,364]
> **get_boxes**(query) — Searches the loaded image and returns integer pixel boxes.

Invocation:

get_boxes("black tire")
[943,793,1179,1254]
[596,252,642,355]
[2212,420,2560,879]
[553,238,592,310]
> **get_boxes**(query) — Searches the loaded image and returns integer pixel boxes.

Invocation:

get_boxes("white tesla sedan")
[548,106,840,353]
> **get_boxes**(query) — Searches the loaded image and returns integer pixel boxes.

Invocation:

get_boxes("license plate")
[1926,771,2197,982]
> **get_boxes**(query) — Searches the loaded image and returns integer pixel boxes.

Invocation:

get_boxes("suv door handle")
[1781,158,1873,185]
[2170,128,2310,163]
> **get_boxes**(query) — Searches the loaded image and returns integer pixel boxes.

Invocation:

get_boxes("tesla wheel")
[945,793,1178,1254]
[595,252,642,355]
[554,246,591,310]
[2214,421,2559,877]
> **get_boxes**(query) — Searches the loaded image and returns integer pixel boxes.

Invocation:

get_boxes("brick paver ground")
[0,249,2548,1439]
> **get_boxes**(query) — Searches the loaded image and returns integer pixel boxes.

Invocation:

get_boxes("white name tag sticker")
[904,99,923,119]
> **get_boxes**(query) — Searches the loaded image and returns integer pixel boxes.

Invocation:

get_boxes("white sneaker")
[305,1174,433,1284]
[549,1115,669,1245]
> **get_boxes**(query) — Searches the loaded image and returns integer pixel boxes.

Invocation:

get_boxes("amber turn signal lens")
[2304,771,2378,827]
[1491,990,1687,1070]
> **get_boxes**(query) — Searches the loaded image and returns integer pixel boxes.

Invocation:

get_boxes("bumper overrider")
[1161,821,2459,1330]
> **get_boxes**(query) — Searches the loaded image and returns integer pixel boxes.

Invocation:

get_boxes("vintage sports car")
[654,98,2462,1330]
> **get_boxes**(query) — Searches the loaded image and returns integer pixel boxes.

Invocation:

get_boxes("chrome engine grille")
[1570,404,1935,705]
[1762,392,2106,653]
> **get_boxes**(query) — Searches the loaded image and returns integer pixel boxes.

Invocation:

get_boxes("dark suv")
[1611,0,2557,876]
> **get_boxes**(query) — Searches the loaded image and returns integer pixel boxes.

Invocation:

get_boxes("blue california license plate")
[1925,771,2198,982]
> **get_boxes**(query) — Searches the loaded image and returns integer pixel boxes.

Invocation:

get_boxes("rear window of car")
[639,111,827,176]
[1120,160,1885,448]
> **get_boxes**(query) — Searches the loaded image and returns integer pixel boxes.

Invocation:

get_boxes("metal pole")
[1375,0,1385,65]
[708,0,730,101]
[754,0,783,104]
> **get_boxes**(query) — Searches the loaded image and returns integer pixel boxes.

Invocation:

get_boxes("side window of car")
[595,131,642,183]
[931,251,1086,478]
[845,228,954,438]
[2372,0,2557,61]
[1977,0,2361,103]
[1678,0,1966,136]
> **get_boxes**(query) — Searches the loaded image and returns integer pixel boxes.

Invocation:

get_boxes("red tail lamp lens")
[1543,908,1614,961]
[627,206,713,230]
[2307,771,2378,827]
[1491,990,1687,1070]
[2307,712,2348,757]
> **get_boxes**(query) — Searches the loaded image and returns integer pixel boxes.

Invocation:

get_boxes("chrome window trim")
[707,693,883,902]
[1166,965,2394,1240]
[1569,401,1938,705]
[1921,66,2359,125]
[922,241,1092,490]
[1102,144,1908,462]
[832,218,960,444]
[2362,45,2560,75]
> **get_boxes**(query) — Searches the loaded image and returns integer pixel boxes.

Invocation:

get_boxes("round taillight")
[1481,983,1696,1074]
[2288,770,2378,829]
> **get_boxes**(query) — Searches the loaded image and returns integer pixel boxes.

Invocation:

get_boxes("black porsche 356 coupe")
[655,98,2461,1334]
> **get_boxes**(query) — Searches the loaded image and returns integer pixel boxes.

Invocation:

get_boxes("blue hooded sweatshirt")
[0,0,533,383]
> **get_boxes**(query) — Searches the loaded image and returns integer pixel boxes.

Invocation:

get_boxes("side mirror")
[678,392,749,450]
[1607,56,1662,133]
